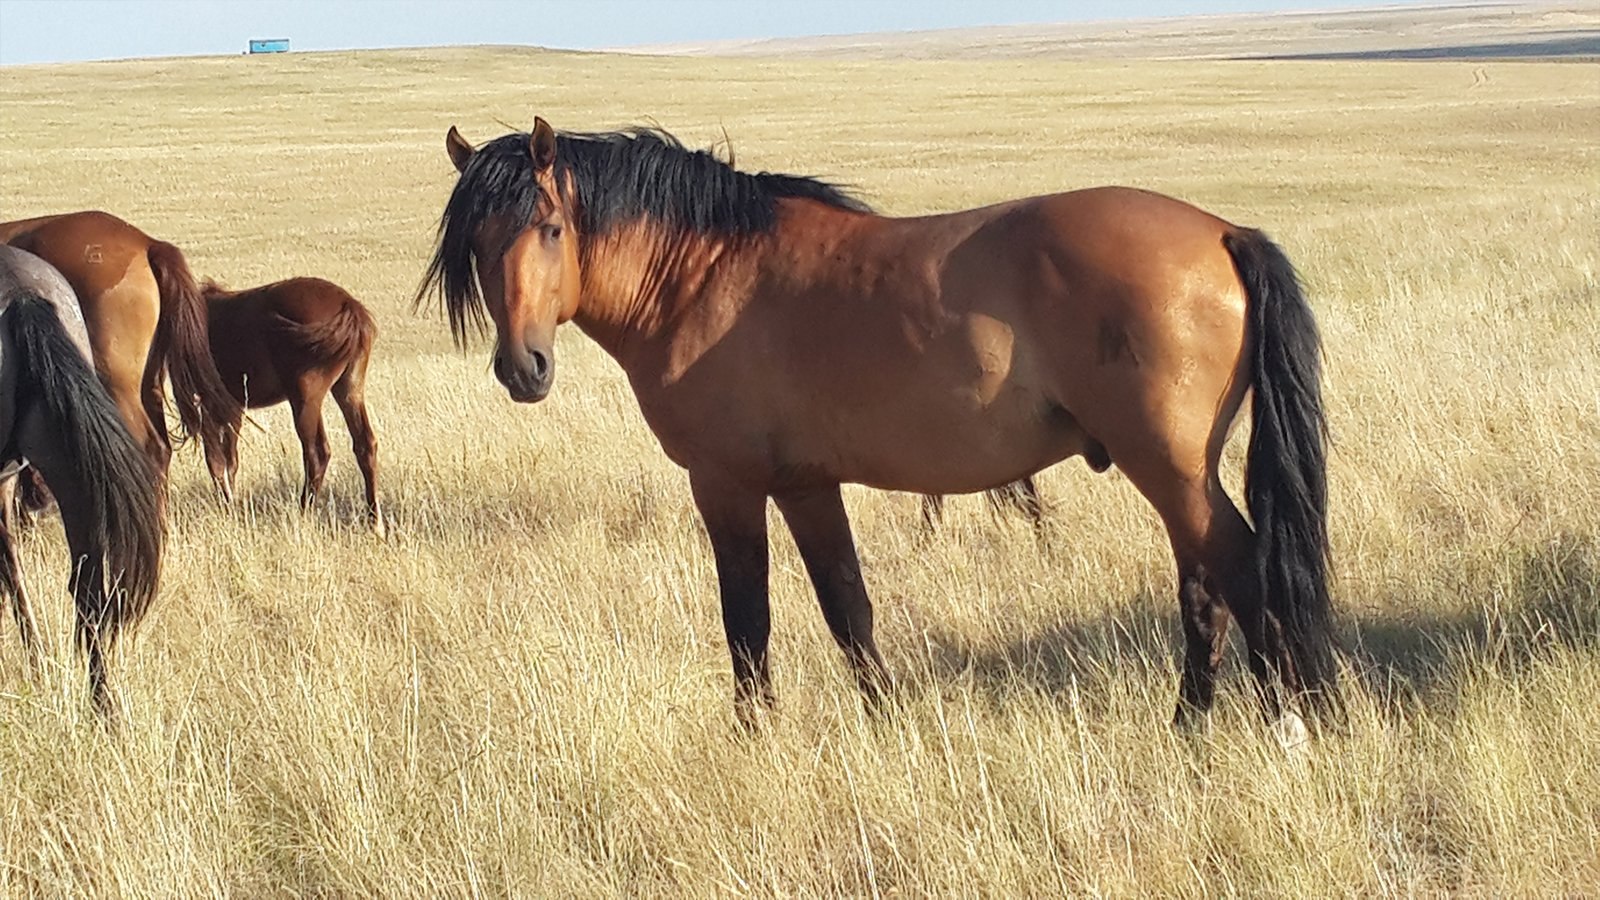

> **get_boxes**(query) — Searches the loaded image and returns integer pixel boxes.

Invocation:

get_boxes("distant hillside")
[620,2,1600,61]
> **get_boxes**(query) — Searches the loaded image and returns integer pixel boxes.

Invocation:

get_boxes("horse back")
[0,211,158,295]
[206,277,375,407]
[0,212,162,389]
[261,278,375,358]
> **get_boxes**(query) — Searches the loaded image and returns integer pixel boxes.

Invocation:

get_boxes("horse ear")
[530,117,557,173]
[446,126,475,173]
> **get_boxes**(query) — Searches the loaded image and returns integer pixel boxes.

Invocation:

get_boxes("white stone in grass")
[1273,711,1310,753]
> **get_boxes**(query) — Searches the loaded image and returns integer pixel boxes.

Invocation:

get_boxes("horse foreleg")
[25,434,116,722]
[690,471,773,726]
[774,485,893,709]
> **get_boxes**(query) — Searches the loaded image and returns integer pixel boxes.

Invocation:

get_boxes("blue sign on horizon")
[248,38,290,54]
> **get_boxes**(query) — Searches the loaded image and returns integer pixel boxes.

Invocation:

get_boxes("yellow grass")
[2,44,1598,897]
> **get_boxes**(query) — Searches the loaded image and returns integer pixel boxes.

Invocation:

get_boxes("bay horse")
[1,245,164,717]
[0,211,244,477]
[198,277,382,526]
[420,119,1337,734]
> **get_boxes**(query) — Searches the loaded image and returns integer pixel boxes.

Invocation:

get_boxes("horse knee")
[352,426,377,464]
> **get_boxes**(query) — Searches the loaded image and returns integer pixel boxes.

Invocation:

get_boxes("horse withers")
[421,119,1337,735]
[0,245,164,718]
[200,277,381,528]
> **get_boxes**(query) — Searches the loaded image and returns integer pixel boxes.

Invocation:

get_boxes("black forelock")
[415,125,872,346]
[415,132,546,346]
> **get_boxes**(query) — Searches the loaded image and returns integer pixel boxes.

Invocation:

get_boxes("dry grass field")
[2,30,1598,899]
[629,0,1600,60]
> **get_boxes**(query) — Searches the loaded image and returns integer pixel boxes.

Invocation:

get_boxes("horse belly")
[216,348,286,408]
[846,388,1087,495]
[822,314,1089,494]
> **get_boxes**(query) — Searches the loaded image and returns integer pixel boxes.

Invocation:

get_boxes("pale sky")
[0,0,1436,66]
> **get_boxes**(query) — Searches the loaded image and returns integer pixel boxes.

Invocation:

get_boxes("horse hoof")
[1273,711,1310,753]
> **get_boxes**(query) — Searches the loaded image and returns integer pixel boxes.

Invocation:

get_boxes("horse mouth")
[505,384,549,404]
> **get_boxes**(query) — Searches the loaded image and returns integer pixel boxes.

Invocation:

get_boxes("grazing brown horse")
[199,277,381,525]
[0,211,243,476]
[1,245,164,717]
[421,120,1337,734]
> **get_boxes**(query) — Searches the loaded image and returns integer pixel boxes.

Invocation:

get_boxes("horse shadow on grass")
[1343,531,1600,701]
[165,466,566,545]
[908,531,1600,718]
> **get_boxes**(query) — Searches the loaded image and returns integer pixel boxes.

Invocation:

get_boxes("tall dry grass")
[1,45,1597,897]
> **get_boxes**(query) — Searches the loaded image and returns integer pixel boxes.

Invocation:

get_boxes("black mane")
[417,126,872,345]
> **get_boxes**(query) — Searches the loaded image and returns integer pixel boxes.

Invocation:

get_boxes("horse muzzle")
[493,348,554,403]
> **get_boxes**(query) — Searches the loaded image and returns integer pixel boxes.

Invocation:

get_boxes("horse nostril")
[530,349,551,381]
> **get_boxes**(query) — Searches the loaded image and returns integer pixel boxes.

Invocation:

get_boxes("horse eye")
[546,225,563,242]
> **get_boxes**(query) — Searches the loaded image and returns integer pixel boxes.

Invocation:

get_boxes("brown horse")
[1,245,164,717]
[0,211,243,476]
[199,277,381,526]
[420,120,1337,734]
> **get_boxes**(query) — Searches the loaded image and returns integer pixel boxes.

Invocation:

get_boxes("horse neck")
[570,200,870,363]
[571,220,754,363]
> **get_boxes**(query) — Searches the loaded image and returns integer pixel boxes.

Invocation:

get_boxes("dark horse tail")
[1224,228,1339,715]
[281,295,378,365]
[147,240,243,439]
[7,294,164,648]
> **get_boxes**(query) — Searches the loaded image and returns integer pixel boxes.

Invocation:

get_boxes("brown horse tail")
[7,293,164,646]
[147,240,244,438]
[277,295,378,365]
[1225,228,1340,717]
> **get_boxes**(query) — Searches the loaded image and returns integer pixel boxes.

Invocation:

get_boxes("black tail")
[8,294,164,649]
[984,476,1044,527]
[1225,229,1339,714]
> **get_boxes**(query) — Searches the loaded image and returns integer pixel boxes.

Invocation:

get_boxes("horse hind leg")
[1165,482,1256,729]
[1177,478,1312,731]
[18,420,118,720]
[202,414,243,503]
[289,381,332,510]
[137,360,174,476]
[331,357,381,529]
[222,417,241,499]
[1110,440,1282,726]
[0,476,41,669]
[19,465,55,518]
